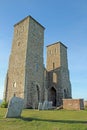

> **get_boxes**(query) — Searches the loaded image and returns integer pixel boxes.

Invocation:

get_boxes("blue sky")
[0,0,87,100]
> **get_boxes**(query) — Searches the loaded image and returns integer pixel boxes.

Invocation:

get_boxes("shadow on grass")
[21,117,87,124]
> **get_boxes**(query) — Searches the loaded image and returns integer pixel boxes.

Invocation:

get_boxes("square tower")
[4,16,45,108]
[46,42,72,106]
[46,42,68,71]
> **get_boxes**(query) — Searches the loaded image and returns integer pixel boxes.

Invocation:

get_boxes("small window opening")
[53,62,55,69]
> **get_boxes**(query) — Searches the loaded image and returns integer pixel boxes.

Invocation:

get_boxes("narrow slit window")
[53,62,55,69]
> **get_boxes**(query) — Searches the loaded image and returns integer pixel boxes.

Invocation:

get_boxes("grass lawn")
[0,108,87,130]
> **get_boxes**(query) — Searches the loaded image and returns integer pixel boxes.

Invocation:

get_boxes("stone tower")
[4,16,72,108]
[46,42,71,106]
[4,16,45,108]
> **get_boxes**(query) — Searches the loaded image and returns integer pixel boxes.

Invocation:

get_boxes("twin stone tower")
[4,16,72,108]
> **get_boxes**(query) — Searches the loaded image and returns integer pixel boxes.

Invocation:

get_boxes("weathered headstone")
[48,101,52,109]
[38,102,43,110]
[6,96,24,118]
[42,100,48,110]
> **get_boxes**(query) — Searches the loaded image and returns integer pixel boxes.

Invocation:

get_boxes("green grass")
[0,108,87,130]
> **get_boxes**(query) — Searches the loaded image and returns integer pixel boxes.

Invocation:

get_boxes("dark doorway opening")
[50,87,56,106]
[36,85,39,102]
[64,89,67,98]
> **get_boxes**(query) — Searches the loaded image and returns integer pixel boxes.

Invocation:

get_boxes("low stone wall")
[63,99,84,110]
[84,101,87,107]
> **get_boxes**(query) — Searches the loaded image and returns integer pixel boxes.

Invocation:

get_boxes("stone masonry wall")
[4,17,29,101]
[63,99,84,110]
[84,101,87,107]
[25,16,45,108]
[46,42,71,106]
[46,43,61,71]
[4,16,45,108]
[4,16,72,109]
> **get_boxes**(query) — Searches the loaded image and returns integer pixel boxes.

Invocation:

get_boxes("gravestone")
[42,100,48,110]
[38,102,42,110]
[6,96,24,118]
[48,101,52,109]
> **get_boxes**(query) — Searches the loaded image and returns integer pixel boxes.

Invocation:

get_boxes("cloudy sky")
[0,0,87,100]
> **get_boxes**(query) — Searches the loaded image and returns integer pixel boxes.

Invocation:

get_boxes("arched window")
[64,89,67,98]
[36,85,39,101]
[36,63,38,71]
[53,72,57,83]
[13,82,16,88]
[13,82,16,96]
[50,87,56,106]
[53,62,55,69]
[18,42,20,46]
[55,48,57,54]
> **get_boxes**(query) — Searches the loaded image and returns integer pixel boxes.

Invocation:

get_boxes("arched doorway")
[33,85,40,109]
[36,85,40,102]
[50,87,56,106]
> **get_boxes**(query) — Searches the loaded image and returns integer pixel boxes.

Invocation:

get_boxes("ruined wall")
[63,99,84,110]
[84,101,87,107]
